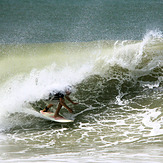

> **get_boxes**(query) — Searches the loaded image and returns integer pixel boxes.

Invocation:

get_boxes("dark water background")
[0,0,163,43]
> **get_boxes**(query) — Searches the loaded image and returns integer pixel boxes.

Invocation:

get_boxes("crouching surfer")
[42,87,78,119]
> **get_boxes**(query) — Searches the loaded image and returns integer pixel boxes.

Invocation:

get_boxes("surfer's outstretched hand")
[68,108,73,113]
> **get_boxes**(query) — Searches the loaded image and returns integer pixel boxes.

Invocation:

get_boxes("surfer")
[42,87,78,118]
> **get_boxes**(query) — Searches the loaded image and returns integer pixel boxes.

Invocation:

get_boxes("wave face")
[0,30,163,161]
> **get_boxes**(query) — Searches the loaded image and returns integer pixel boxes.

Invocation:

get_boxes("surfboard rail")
[40,110,74,123]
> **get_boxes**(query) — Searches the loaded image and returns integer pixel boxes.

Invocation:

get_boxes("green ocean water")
[0,0,163,162]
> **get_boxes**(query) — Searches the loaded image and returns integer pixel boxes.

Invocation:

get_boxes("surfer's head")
[65,86,72,95]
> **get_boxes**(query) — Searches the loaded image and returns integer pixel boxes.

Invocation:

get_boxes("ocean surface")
[0,0,163,162]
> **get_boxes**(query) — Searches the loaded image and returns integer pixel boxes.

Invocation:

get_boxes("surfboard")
[40,110,74,123]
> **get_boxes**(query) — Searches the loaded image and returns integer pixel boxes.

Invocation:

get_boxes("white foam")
[141,108,163,137]
[0,30,162,131]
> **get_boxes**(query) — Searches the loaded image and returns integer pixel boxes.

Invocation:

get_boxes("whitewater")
[0,30,162,162]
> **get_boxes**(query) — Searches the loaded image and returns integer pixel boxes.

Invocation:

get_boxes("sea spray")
[0,30,162,133]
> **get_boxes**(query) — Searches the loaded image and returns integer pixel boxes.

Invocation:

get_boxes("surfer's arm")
[65,95,78,105]
[59,98,73,113]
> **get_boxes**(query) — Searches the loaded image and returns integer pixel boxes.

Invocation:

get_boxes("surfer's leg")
[54,103,63,118]
[43,104,53,112]
[47,104,53,108]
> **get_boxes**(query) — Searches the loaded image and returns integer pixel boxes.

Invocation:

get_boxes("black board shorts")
[48,92,64,101]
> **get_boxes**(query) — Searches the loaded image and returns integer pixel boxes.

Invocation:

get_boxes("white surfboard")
[40,110,74,123]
